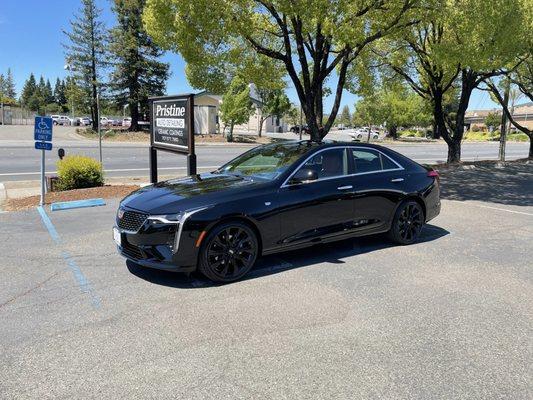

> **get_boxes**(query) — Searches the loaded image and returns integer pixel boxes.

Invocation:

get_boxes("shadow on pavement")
[440,162,532,206]
[127,224,449,288]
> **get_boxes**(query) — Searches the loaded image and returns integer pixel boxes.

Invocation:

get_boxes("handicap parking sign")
[34,116,53,142]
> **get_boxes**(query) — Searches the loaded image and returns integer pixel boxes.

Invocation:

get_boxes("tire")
[198,222,259,283]
[388,201,425,245]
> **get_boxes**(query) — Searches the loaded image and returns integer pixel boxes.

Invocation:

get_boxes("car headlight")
[147,213,183,225]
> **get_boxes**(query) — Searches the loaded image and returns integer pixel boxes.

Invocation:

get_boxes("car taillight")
[427,170,439,180]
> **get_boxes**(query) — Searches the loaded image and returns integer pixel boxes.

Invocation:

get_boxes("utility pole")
[499,78,510,162]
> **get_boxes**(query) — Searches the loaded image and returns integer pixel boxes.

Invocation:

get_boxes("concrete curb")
[0,182,6,211]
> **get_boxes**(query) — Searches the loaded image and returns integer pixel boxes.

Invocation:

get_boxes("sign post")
[148,94,196,183]
[34,116,53,206]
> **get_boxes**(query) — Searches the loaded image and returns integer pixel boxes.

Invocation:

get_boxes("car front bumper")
[113,222,199,273]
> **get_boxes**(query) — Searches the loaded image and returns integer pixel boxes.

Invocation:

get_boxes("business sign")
[34,116,53,142]
[35,141,53,151]
[150,94,195,154]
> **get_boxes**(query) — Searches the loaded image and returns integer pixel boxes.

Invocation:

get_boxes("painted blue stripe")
[37,206,101,309]
[51,198,106,211]
[37,205,61,243]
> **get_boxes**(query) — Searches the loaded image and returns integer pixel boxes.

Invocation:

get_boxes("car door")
[348,147,405,232]
[276,147,355,246]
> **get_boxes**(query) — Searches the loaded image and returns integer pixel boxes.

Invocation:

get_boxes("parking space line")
[37,206,101,309]
[452,202,533,217]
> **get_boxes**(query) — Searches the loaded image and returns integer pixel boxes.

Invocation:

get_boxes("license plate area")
[113,227,122,246]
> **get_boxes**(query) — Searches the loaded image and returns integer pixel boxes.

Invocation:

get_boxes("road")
[1,163,531,399]
[0,125,530,181]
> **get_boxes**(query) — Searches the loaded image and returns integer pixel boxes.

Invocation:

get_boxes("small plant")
[56,155,104,191]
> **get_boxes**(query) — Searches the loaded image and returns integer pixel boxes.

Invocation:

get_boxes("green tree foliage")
[20,73,37,107]
[337,105,351,127]
[110,0,170,131]
[54,78,68,111]
[65,76,90,116]
[255,87,291,136]
[220,77,254,142]
[4,69,16,99]
[375,0,529,162]
[484,112,501,130]
[143,0,421,142]
[63,0,108,130]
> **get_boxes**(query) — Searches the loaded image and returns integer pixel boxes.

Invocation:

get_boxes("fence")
[0,104,37,125]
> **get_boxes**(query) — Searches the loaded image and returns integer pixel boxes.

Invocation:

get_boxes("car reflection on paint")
[113,140,441,283]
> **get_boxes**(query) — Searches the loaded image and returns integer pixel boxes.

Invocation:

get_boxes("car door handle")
[337,185,353,190]
[391,178,404,183]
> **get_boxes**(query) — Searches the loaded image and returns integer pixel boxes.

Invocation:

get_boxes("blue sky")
[0,0,499,112]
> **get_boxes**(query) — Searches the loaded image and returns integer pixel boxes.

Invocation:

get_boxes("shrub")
[56,155,104,191]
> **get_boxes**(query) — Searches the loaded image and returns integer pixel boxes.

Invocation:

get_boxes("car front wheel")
[388,201,424,245]
[198,222,259,283]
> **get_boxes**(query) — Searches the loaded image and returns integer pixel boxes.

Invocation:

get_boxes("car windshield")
[216,142,315,181]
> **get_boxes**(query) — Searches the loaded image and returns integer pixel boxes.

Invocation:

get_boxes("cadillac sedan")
[114,141,440,282]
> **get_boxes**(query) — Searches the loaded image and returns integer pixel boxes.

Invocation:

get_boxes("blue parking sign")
[35,141,53,151]
[34,116,53,142]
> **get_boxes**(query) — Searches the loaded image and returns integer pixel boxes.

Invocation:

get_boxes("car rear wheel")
[198,222,258,283]
[388,201,424,245]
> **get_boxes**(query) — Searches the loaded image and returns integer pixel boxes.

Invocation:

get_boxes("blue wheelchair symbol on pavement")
[34,116,53,142]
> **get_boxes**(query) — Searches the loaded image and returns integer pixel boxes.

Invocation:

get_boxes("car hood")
[120,172,267,214]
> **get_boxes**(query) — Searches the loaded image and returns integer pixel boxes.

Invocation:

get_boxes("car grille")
[117,210,147,232]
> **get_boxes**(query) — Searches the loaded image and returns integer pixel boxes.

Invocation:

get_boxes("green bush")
[56,155,104,191]
[507,132,529,142]
[399,129,425,138]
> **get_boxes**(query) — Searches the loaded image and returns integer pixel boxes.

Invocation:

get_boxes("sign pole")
[149,146,158,183]
[40,146,45,206]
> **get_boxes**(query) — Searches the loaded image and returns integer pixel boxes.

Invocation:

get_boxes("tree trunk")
[258,117,264,137]
[447,141,461,164]
[130,101,139,132]
[389,125,398,140]
[432,121,440,139]
[529,137,533,159]
[227,122,234,142]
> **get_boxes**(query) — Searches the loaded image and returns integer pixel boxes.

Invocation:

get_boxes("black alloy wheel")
[389,201,424,245]
[199,222,258,282]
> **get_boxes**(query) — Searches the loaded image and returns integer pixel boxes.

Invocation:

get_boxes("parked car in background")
[290,125,309,135]
[51,115,60,125]
[349,127,380,141]
[80,117,92,126]
[57,116,72,126]
[111,119,122,127]
[122,117,132,127]
[100,117,111,126]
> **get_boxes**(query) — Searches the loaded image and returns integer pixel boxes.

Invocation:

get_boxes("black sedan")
[113,141,440,282]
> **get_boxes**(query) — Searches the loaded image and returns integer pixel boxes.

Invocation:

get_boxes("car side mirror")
[289,168,318,185]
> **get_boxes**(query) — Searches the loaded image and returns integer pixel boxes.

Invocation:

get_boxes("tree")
[337,105,351,127]
[54,78,68,111]
[4,69,16,99]
[20,73,37,107]
[109,0,170,131]
[63,0,108,130]
[220,77,254,142]
[374,0,528,162]
[484,112,501,131]
[353,84,431,138]
[255,87,291,136]
[485,77,533,158]
[144,0,422,142]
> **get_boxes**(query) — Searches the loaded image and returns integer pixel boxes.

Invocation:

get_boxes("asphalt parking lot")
[1,163,532,399]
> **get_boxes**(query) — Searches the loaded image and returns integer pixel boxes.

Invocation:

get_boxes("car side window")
[300,148,348,180]
[351,149,399,174]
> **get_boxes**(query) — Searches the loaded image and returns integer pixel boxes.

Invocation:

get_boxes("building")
[465,102,533,130]
[194,90,287,135]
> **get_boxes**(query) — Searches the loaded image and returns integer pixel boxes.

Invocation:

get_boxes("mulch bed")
[4,185,140,211]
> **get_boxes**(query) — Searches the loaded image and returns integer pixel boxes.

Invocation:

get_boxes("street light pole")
[97,92,102,165]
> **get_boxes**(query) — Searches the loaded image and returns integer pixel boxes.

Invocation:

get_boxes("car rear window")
[351,149,400,173]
